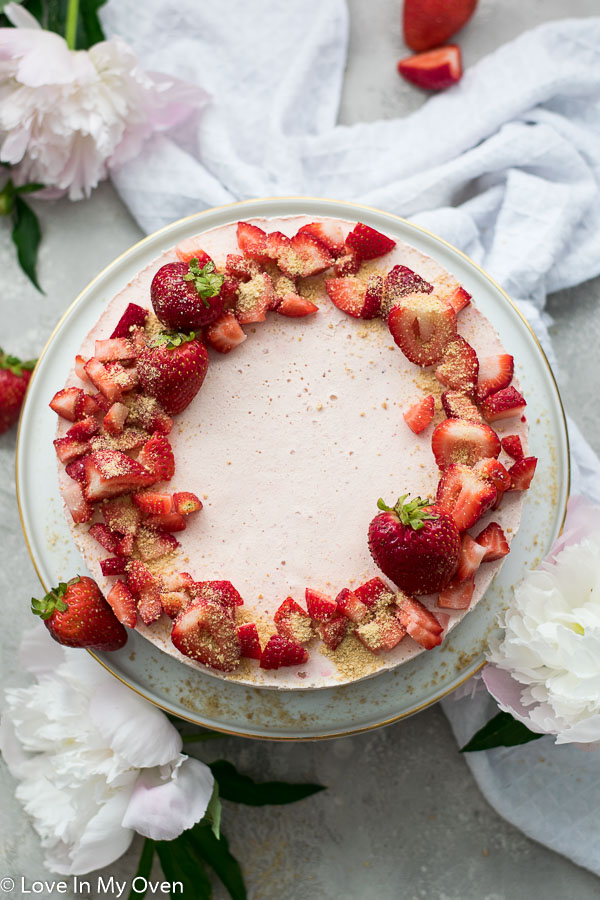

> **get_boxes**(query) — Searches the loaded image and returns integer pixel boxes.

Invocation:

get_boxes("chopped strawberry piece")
[305,588,338,622]
[336,587,369,623]
[288,232,334,277]
[508,456,537,491]
[101,500,142,536]
[188,580,244,611]
[259,634,308,670]
[353,577,395,608]
[115,532,134,557]
[431,419,500,469]
[126,560,156,595]
[133,491,174,515]
[103,402,130,435]
[66,416,99,441]
[438,576,474,610]
[388,293,457,366]
[83,358,124,402]
[396,593,443,649]
[237,622,262,659]
[439,284,472,314]
[172,599,241,671]
[90,430,148,453]
[436,464,497,531]
[54,436,90,464]
[473,457,511,494]
[135,526,179,561]
[403,394,435,434]
[94,338,136,363]
[65,456,88,483]
[381,265,433,319]
[455,534,487,582]
[88,523,120,555]
[325,274,383,319]
[138,433,175,481]
[104,361,138,393]
[435,337,479,394]
[62,478,93,523]
[145,512,187,532]
[481,386,526,422]
[137,584,163,625]
[318,615,349,650]
[106,581,137,628]
[221,277,241,310]
[297,221,346,257]
[91,391,113,414]
[333,246,361,277]
[397,45,462,91]
[127,395,173,435]
[345,223,396,260]
[235,272,274,325]
[501,434,524,460]
[83,450,157,501]
[49,387,82,421]
[237,221,269,261]
[475,522,510,561]
[110,303,148,339]
[174,239,212,267]
[225,253,259,282]
[100,557,128,576]
[441,390,482,423]
[277,294,319,317]
[356,612,406,654]
[173,491,203,515]
[206,311,247,354]
[75,355,89,382]
[75,391,102,419]
[274,597,313,644]
[162,572,194,592]
[476,354,514,402]
[160,591,189,619]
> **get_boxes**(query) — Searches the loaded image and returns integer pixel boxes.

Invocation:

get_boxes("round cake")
[49,214,536,689]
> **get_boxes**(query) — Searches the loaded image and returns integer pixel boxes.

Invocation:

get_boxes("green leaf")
[181,731,223,744]
[11,194,43,293]
[77,0,106,48]
[15,183,45,195]
[209,760,326,806]
[151,331,197,350]
[0,0,106,48]
[460,711,544,752]
[183,258,224,307]
[156,836,212,900]
[127,839,154,900]
[184,825,245,900]
[204,781,222,841]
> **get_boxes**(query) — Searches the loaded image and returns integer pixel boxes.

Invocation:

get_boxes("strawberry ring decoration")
[49,218,537,676]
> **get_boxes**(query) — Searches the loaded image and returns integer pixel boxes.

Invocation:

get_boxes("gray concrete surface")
[2,1,600,898]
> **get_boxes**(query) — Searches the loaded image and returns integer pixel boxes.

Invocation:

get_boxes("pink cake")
[50,215,534,689]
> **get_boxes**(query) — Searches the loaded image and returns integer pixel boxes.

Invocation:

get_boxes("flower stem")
[65,0,80,50]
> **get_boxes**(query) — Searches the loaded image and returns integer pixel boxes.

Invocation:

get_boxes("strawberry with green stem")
[0,348,36,433]
[31,575,127,650]
[151,257,225,331]
[138,331,209,416]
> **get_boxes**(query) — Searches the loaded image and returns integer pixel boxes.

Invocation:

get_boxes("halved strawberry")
[174,239,212,267]
[160,590,189,619]
[508,456,537,491]
[133,491,174,515]
[277,294,319,317]
[259,634,308,669]
[88,523,120,554]
[106,581,137,628]
[145,512,187,532]
[126,560,156,595]
[94,338,136,363]
[388,293,457,366]
[305,588,338,622]
[473,457,511,495]
[475,522,510,561]
[127,396,173,435]
[435,337,479,394]
[235,272,274,325]
[173,491,203,515]
[318,615,349,650]
[54,436,90,464]
[103,402,130,436]
[431,419,500,469]
[336,587,369,623]
[135,526,179,562]
[274,597,313,644]
[501,434,524,461]
[101,500,142,536]
[138,433,175,482]
[137,584,163,625]
[345,223,396,260]
[172,599,241,671]
[436,464,497,531]
[83,450,157,501]
[325,274,383,319]
[404,0,477,52]
[83,358,123,402]
[188,581,244,612]
[438,576,474,610]
[403,394,435,434]
[356,612,406,654]
[476,354,514,402]
[100,557,128,576]
[297,221,346,257]
[397,45,462,91]
[62,479,93,523]
[237,221,269,261]
[333,246,361,277]
[455,534,487,582]
[441,390,482,423]
[381,265,433,319]
[395,593,443,649]
[206,311,247,354]
[481,386,526,422]
[353,577,395,608]
[65,416,99,441]
[110,303,148,339]
[49,387,82,421]
[237,622,262,659]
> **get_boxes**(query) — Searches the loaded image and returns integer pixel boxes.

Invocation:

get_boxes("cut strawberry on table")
[305,588,338,622]
[476,354,514,401]
[274,597,313,644]
[325,274,383,319]
[508,456,537,491]
[83,450,157,501]
[237,622,262,659]
[435,337,479,394]
[110,303,148,339]
[481,386,527,422]
[336,587,369,623]
[65,456,88,483]
[397,45,463,91]
[0,348,35,434]
[431,419,500,468]
[138,332,209,416]
[395,593,443,649]
[259,634,308,670]
[297,221,346,257]
[106,581,137,628]
[136,431,177,483]
[151,258,225,331]
[31,575,127,650]
[438,576,475,610]
[381,265,433,319]
[345,223,396,260]
[501,434,524,460]
[455,534,487,582]
[439,284,471,314]
[225,254,259,282]
[404,0,478,51]
[388,292,457,366]
[475,522,510,561]
[172,599,241,671]
[356,612,406,654]
[205,311,247,353]
[436,463,497,531]
[403,394,435,434]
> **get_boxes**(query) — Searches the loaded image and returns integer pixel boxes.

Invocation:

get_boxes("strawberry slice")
[403,394,435,434]
[508,456,537,491]
[288,232,334,277]
[237,622,262,659]
[116,532,134,556]
[333,246,361,277]
[353,577,395,609]
[473,457,511,495]
[206,311,247,354]
[62,479,93,523]
[90,430,148,453]
[103,402,130,435]
[174,239,212,267]
[356,612,406,654]
[397,46,463,91]
[127,395,173,435]
[439,284,472,314]
[49,387,82,421]
[110,303,148,339]
[162,572,194,592]
[83,358,124,402]
[234,272,274,325]
[126,560,156,595]
[336,587,369,623]
[65,416,99,441]
[381,265,433,319]
[455,534,487,582]
[436,464,497,531]
[345,223,396,260]
[259,634,308,670]
[481,386,527,422]
[237,221,269,260]
[501,434,524,461]
[431,419,500,468]
[88,523,120,554]
[305,588,338,622]
[297,221,346,257]
[388,293,457,366]
[160,591,189,619]
[91,391,113,414]
[438,576,474,610]
[75,355,89,382]
[138,433,175,481]
[318,615,349,650]
[106,581,137,628]
[435,337,479,394]
[75,391,102,419]
[94,338,136,363]
[100,557,128,576]
[225,254,259,282]
[172,599,242,671]
[404,0,477,52]
[137,584,163,625]
[277,294,319,318]
[325,275,383,319]
[475,522,510,561]
[173,491,203,515]
[101,500,142,536]
[188,581,244,613]
[104,362,138,393]
[145,512,187,532]
[135,527,179,562]
[53,437,90,464]
[133,492,174,515]
[441,390,482,423]
[476,354,514,402]
[274,597,313,644]
[395,593,443,649]
[65,456,88,483]
[83,450,157,501]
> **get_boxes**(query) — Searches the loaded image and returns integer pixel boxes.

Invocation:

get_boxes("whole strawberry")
[151,257,225,331]
[368,495,460,595]
[137,332,209,415]
[31,575,127,650]
[0,348,36,434]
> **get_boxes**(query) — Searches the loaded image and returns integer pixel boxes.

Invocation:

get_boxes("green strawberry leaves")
[184,258,224,308]
[31,582,70,620]
[208,759,326,806]
[1,178,44,292]
[151,331,197,350]
[0,348,37,377]
[460,711,544,752]
[377,494,438,531]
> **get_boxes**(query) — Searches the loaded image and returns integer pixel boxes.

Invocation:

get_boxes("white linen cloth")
[101,0,600,875]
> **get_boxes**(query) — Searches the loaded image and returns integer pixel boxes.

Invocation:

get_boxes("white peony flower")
[0,4,207,199]
[484,495,600,745]
[0,625,215,875]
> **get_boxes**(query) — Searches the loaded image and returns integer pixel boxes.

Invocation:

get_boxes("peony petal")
[18,623,66,676]
[548,495,600,561]
[3,2,42,28]
[122,756,214,841]
[482,664,548,734]
[0,714,31,778]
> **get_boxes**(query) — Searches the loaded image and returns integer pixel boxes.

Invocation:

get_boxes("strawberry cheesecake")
[49,215,536,689]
